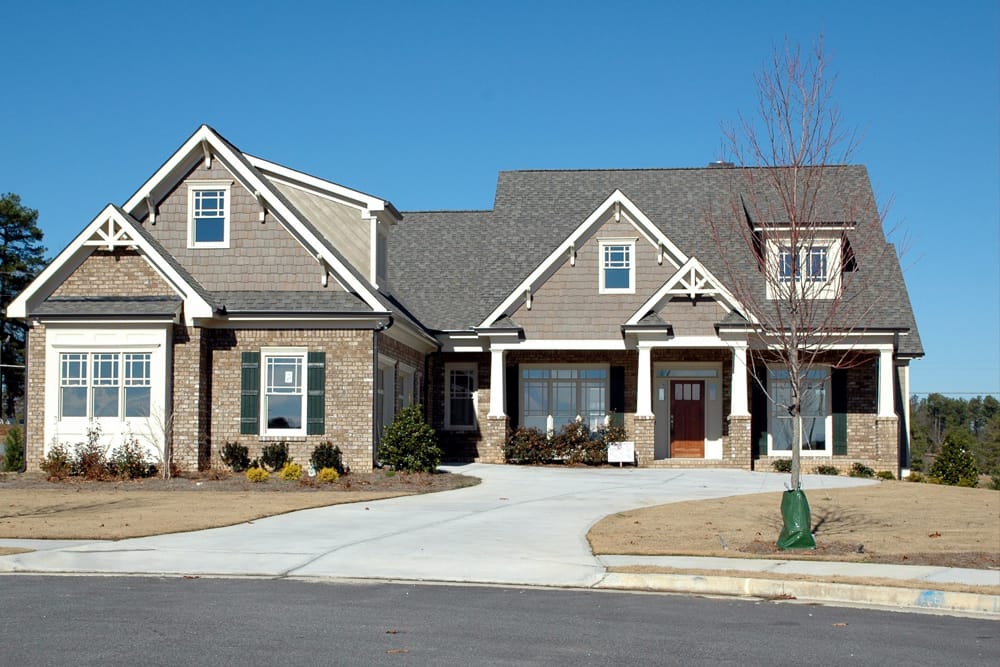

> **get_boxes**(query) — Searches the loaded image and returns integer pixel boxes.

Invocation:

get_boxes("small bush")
[310,442,345,474]
[74,437,109,480]
[815,464,839,475]
[221,441,250,472]
[876,470,896,480]
[929,430,978,487]
[505,427,553,464]
[772,458,792,473]
[260,442,290,472]
[987,467,1000,491]
[246,467,269,483]
[40,442,72,480]
[850,462,875,478]
[279,462,303,481]
[108,433,155,479]
[317,467,340,484]
[3,426,24,472]
[908,471,925,483]
[551,420,591,462]
[378,404,442,473]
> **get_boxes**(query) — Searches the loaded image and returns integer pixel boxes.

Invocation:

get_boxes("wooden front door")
[671,380,705,458]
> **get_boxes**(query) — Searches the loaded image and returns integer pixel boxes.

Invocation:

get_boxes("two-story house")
[8,126,922,473]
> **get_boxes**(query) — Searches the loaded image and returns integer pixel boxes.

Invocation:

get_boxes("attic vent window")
[188,181,231,248]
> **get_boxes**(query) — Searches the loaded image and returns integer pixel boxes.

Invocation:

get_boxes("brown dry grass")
[589,481,1000,569]
[0,470,479,540]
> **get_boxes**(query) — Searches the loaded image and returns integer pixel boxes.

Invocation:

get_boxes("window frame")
[58,351,152,421]
[766,238,840,299]
[187,181,232,249]
[598,239,636,294]
[519,364,610,434]
[260,347,307,437]
[444,363,478,431]
[766,366,832,457]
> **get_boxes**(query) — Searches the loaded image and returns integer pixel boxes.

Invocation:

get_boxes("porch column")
[488,347,506,417]
[636,345,653,417]
[730,343,750,417]
[878,346,895,417]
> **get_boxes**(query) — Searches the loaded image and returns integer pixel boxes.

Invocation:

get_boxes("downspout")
[372,316,394,469]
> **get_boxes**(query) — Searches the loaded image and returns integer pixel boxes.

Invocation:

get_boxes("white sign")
[607,441,635,465]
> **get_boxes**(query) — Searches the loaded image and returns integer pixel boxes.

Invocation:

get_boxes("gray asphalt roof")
[213,290,374,314]
[393,166,922,356]
[35,296,182,318]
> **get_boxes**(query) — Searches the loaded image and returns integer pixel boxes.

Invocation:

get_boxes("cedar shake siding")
[141,162,337,293]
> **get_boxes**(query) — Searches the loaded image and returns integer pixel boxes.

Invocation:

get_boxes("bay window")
[59,351,151,420]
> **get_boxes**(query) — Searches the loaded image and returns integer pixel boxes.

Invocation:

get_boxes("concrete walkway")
[1,464,997,615]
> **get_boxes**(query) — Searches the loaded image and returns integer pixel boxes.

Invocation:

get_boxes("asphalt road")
[1,576,995,665]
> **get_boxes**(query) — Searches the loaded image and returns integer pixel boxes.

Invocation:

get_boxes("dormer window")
[768,240,839,299]
[188,181,231,248]
[599,239,635,293]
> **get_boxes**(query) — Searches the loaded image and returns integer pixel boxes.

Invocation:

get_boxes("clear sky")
[1,1,997,397]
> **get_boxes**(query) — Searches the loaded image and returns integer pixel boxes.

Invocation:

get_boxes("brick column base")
[875,416,899,471]
[726,415,752,469]
[478,416,508,464]
[633,416,655,466]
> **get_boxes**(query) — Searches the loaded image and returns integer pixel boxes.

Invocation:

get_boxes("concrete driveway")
[0,465,872,586]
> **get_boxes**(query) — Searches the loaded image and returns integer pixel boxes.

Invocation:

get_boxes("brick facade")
[51,249,173,297]
[23,324,46,470]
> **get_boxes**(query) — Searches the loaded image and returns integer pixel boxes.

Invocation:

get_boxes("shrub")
[815,464,839,475]
[505,427,552,464]
[3,426,24,472]
[311,442,345,474]
[246,467,269,483]
[988,467,1000,491]
[908,471,925,483]
[221,441,250,472]
[378,404,442,473]
[260,442,290,472]
[74,426,109,480]
[772,458,792,473]
[850,462,875,478]
[40,442,72,480]
[876,470,896,480]
[929,430,978,487]
[553,421,593,463]
[279,462,303,481]
[317,467,340,484]
[109,433,155,479]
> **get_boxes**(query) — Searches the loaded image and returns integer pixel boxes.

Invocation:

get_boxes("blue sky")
[1,1,997,397]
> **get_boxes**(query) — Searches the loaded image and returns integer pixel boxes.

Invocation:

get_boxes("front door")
[670,380,705,457]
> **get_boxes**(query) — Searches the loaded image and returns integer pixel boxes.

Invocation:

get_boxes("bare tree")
[709,36,898,495]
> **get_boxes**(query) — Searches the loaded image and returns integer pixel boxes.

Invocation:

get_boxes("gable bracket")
[201,141,212,168]
[145,194,157,225]
[254,190,267,223]
[84,215,135,251]
[568,244,576,267]
[525,286,532,310]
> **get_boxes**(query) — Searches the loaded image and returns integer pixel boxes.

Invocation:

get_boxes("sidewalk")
[1,465,997,617]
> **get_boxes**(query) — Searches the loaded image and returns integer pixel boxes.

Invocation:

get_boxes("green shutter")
[609,366,626,428]
[750,366,767,458]
[505,364,519,429]
[240,352,260,435]
[832,368,848,455]
[307,351,326,435]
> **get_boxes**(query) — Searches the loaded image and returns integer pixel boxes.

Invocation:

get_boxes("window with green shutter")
[240,352,260,435]
[307,351,326,435]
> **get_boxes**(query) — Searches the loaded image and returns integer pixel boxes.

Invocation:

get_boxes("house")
[8,126,922,474]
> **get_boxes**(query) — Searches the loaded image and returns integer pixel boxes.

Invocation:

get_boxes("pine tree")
[0,193,46,420]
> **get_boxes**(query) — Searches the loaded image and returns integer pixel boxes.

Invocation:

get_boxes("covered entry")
[652,364,723,459]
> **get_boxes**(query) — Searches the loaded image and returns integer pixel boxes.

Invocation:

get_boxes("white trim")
[479,190,689,327]
[598,238,636,294]
[260,346,308,437]
[488,348,506,418]
[444,363,478,431]
[518,363,610,433]
[626,257,748,325]
[494,339,629,351]
[7,205,214,324]
[765,237,843,300]
[187,181,231,249]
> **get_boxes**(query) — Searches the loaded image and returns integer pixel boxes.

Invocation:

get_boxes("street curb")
[596,573,1000,616]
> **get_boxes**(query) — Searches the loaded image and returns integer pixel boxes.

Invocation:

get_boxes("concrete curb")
[596,572,1000,616]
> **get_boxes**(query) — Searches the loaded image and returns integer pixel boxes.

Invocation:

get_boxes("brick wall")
[24,324,46,470]
[51,249,173,297]
[200,328,376,473]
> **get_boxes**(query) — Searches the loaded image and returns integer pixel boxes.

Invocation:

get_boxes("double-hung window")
[768,368,830,454]
[188,181,231,248]
[445,364,477,430]
[59,352,152,420]
[599,240,635,293]
[522,366,608,433]
[263,351,305,435]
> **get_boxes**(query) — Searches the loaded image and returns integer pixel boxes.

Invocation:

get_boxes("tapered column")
[730,343,750,417]
[488,347,506,418]
[636,346,653,417]
[878,347,895,417]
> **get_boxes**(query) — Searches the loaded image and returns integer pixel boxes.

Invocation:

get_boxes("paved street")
[2,576,996,666]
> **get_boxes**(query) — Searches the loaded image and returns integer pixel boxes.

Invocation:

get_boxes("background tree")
[708,38,899,501]
[910,394,1000,473]
[0,193,46,421]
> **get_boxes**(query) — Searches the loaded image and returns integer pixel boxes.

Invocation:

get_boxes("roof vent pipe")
[708,161,735,168]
